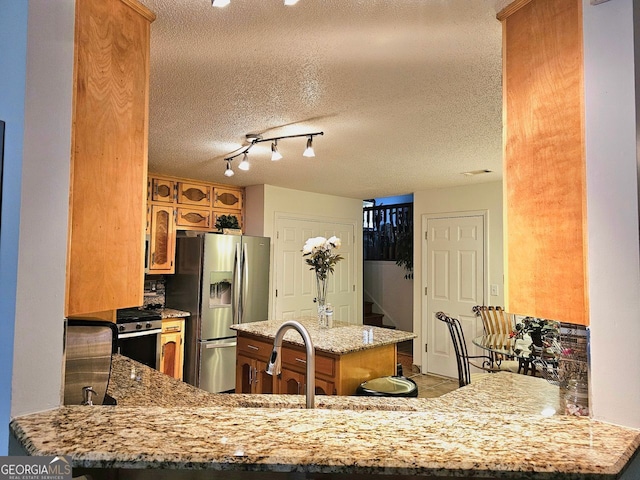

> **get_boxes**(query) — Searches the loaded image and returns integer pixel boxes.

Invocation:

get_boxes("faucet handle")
[265,348,281,376]
[82,386,97,406]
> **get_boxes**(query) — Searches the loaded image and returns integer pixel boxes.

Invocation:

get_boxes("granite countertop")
[156,308,190,319]
[10,355,640,479]
[231,318,416,355]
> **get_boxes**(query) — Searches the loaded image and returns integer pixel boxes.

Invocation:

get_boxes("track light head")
[271,140,283,161]
[302,136,315,157]
[284,0,300,4]
[238,152,250,171]
[224,160,235,177]
[212,0,231,7]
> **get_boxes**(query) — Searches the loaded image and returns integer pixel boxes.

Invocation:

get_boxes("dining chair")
[435,311,493,387]
[472,305,521,374]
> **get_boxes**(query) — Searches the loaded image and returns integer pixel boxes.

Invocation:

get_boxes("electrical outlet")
[490,284,499,296]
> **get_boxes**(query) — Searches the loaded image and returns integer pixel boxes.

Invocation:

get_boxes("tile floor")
[397,340,460,398]
[408,373,459,398]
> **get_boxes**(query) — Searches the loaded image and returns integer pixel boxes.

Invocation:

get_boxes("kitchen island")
[10,354,640,479]
[231,318,416,395]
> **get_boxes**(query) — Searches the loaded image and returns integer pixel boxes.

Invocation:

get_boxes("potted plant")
[215,214,240,233]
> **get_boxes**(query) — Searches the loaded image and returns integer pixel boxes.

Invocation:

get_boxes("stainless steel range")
[116,308,162,369]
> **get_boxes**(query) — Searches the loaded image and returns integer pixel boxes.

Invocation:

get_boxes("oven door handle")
[118,328,162,339]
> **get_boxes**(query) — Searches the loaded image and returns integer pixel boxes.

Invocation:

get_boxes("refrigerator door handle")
[241,242,248,323]
[233,242,241,324]
[205,341,237,349]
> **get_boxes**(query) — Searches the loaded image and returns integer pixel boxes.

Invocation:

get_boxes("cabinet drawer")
[175,207,211,229]
[162,319,183,334]
[281,347,335,378]
[237,336,273,361]
[177,182,211,207]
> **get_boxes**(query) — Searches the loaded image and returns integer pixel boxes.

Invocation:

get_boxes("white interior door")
[423,214,486,378]
[274,217,356,324]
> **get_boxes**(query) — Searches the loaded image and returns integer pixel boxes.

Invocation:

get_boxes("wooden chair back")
[472,305,514,335]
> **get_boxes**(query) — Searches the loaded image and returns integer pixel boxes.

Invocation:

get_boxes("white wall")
[583,0,640,428]
[412,181,504,367]
[364,261,413,332]
[246,184,363,322]
[11,0,75,417]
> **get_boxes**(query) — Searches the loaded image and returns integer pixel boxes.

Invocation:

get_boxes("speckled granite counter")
[231,318,416,354]
[10,355,640,479]
[156,307,190,319]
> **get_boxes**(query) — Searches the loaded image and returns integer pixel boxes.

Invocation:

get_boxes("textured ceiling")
[138,0,508,200]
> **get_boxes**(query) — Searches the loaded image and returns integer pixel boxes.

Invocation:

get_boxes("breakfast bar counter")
[9,355,640,479]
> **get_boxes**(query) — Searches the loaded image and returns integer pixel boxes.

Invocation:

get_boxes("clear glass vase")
[316,275,328,328]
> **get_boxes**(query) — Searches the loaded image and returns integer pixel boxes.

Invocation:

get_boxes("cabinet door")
[254,359,275,394]
[66,0,154,316]
[280,368,305,395]
[150,177,176,203]
[213,187,243,211]
[314,378,336,396]
[149,204,175,273]
[176,207,212,230]
[177,182,211,207]
[160,327,183,380]
[236,353,255,393]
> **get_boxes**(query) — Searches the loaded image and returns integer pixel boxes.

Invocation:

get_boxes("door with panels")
[423,214,486,378]
[274,217,357,324]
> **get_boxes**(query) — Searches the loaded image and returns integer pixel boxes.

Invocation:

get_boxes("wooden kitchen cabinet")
[150,177,176,203]
[499,0,588,325]
[236,335,275,394]
[65,0,155,317]
[177,181,211,207]
[146,174,245,269]
[175,207,212,230]
[279,368,336,396]
[160,319,185,380]
[148,204,175,274]
[236,354,274,394]
[213,187,243,212]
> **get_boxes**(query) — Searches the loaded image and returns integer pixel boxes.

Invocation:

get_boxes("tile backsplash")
[143,276,165,308]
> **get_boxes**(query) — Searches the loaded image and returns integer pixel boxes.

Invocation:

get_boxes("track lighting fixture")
[284,0,300,4]
[222,131,323,177]
[271,140,283,161]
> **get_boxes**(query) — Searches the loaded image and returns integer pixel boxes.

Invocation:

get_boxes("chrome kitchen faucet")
[266,321,315,409]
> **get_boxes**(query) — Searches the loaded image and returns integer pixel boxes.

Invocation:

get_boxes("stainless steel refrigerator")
[165,232,270,392]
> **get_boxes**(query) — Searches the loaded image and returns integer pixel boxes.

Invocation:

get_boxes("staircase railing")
[363,202,413,262]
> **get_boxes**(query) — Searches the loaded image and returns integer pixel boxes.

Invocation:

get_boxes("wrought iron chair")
[435,311,494,387]
[472,305,521,374]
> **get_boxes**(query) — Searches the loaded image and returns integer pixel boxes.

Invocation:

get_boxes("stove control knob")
[136,323,142,330]
[118,325,125,333]
[145,322,152,329]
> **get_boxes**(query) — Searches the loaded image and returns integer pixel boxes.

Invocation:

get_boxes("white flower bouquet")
[302,236,343,281]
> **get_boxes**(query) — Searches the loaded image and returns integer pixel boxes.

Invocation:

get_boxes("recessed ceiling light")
[461,169,493,176]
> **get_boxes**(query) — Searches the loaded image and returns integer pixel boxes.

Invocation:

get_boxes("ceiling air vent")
[461,169,493,176]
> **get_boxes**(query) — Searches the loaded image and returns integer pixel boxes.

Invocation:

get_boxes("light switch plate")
[490,284,499,296]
